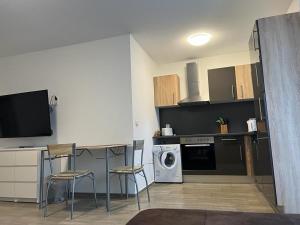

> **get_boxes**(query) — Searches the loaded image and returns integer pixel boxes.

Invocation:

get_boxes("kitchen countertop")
[153,132,255,139]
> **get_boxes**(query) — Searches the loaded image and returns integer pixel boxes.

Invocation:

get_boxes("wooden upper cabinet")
[235,65,254,99]
[153,75,180,107]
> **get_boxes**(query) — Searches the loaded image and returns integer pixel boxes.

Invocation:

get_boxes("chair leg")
[142,169,150,203]
[71,177,76,220]
[65,182,69,208]
[125,174,129,199]
[118,174,123,197]
[44,179,52,217]
[133,172,140,210]
[91,173,98,208]
[67,180,71,199]
[107,172,111,212]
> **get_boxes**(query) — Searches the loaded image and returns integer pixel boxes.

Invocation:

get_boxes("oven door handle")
[184,144,211,147]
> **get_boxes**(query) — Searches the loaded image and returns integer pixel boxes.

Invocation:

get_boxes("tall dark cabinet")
[249,21,277,206]
[252,13,300,213]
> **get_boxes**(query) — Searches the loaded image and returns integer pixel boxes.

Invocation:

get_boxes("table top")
[0,144,128,152]
[77,144,127,150]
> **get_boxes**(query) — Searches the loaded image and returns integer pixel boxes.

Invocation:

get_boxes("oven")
[180,136,216,171]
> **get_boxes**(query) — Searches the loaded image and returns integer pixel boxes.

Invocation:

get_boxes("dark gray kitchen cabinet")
[249,18,278,207]
[252,140,264,186]
[249,23,265,97]
[215,137,247,175]
[208,67,237,102]
[255,136,276,204]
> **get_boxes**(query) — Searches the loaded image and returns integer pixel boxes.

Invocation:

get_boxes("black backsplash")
[159,101,255,135]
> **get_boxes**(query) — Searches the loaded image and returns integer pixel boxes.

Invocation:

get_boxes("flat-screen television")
[0,90,52,138]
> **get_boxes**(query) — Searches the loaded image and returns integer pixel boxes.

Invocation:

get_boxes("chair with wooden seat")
[109,140,150,210]
[44,143,97,219]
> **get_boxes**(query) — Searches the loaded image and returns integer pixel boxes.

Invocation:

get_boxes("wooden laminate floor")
[0,183,274,225]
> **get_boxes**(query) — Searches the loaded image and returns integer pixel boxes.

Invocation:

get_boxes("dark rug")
[126,209,300,225]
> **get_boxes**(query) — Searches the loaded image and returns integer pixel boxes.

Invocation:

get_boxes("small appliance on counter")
[162,124,173,136]
[247,118,257,132]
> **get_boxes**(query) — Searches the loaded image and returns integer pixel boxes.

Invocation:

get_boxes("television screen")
[0,90,52,138]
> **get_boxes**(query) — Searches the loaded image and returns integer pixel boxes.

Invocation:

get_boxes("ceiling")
[0,0,292,64]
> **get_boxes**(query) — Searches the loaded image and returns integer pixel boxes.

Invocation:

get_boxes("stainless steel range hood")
[178,62,209,106]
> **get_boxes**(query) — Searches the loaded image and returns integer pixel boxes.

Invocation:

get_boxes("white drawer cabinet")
[0,149,41,202]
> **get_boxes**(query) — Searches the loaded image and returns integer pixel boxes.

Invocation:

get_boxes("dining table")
[39,144,128,212]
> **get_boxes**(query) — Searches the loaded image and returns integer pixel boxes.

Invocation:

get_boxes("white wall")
[0,35,134,193]
[130,36,159,192]
[287,0,300,13]
[156,51,251,100]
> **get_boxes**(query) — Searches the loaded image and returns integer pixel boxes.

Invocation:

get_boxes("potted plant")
[216,117,229,134]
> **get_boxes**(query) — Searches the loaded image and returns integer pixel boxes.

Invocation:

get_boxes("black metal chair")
[44,143,97,219]
[109,140,150,210]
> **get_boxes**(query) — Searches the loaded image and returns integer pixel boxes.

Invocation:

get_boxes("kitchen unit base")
[154,133,255,177]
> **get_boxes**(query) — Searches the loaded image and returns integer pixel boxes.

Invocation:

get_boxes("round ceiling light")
[187,33,212,46]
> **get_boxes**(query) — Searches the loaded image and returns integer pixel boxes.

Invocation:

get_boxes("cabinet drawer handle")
[185,144,210,147]
[252,31,256,50]
[239,145,243,161]
[221,138,238,141]
[257,137,269,140]
[240,85,244,99]
[173,93,175,104]
[258,97,263,121]
[231,85,235,99]
[255,64,259,87]
[253,30,259,51]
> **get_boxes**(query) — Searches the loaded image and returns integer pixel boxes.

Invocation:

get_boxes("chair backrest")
[47,143,75,157]
[47,143,76,174]
[131,140,144,168]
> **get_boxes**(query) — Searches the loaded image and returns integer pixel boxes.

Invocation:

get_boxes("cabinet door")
[0,152,15,166]
[254,136,276,205]
[15,183,37,199]
[15,167,37,182]
[252,62,265,95]
[0,183,14,198]
[215,137,246,175]
[253,93,268,133]
[208,67,236,102]
[153,75,180,107]
[249,22,265,96]
[15,151,38,166]
[235,65,254,99]
[0,167,14,182]
[252,141,264,186]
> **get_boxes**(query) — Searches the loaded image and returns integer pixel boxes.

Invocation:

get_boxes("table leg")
[106,148,110,212]
[39,150,45,209]
[68,155,72,170]
[124,146,128,198]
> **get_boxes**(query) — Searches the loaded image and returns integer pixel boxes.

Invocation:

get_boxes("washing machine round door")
[160,151,177,170]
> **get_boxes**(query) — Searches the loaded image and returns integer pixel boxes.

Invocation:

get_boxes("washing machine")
[153,144,183,183]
